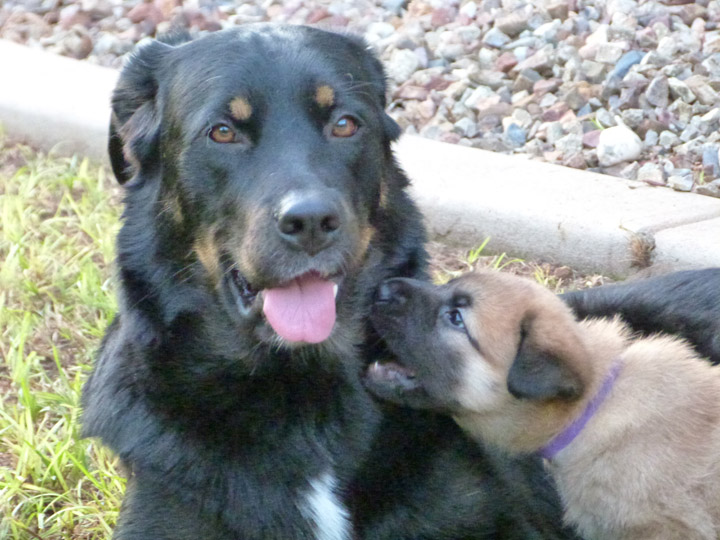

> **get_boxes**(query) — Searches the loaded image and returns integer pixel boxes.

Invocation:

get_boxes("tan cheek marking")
[378,179,390,209]
[315,85,335,108]
[193,228,220,281]
[230,97,252,121]
[357,224,376,260]
[160,192,184,224]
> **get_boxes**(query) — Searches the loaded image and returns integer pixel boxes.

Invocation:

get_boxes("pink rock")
[541,102,570,122]
[495,52,518,73]
[583,130,602,148]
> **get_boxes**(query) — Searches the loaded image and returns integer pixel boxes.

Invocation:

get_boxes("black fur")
[562,268,720,363]
[83,25,575,540]
[507,321,585,402]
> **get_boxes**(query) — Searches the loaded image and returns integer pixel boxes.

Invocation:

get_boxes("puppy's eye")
[446,309,465,329]
[208,124,237,143]
[331,116,359,138]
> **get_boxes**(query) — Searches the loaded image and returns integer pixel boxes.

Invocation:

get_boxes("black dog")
[562,268,720,364]
[82,22,718,540]
[82,25,576,539]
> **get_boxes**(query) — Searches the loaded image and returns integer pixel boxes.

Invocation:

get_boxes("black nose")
[375,278,413,311]
[276,191,343,255]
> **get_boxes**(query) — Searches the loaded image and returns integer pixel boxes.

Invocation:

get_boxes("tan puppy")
[366,271,720,540]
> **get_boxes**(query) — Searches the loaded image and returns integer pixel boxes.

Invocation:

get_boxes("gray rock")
[620,109,644,129]
[680,125,700,143]
[667,77,696,104]
[701,108,720,125]
[468,69,507,89]
[381,0,406,13]
[495,13,529,37]
[702,144,720,175]
[546,1,569,20]
[483,27,511,48]
[644,130,659,147]
[540,92,558,108]
[619,161,640,180]
[637,162,665,184]
[513,68,541,92]
[504,123,527,147]
[555,133,584,155]
[659,130,680,149]
[510,108,533,129]
[544,122,565,144]
[645,76,669,108]
[459,1,478,18]
[697,179,720,198]
[387,49,421,83]
[597,124,643,166]
[453,117,479,138]
[667,170,694,192]
[533,20,561,42]
[463,86,496,110]
[595,43,625,64]
[684,76,720,106]
[581,60,607,83]
[668,99,693,126]
[701,53,720,79]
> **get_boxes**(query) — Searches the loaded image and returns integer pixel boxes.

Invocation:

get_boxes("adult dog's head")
[110,25,425,355]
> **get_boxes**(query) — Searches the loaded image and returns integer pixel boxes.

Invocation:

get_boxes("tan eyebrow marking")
[315,85,335,108]
[229,96,252,121]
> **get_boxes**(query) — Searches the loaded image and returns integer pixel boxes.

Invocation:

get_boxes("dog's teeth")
[333,284,338,298]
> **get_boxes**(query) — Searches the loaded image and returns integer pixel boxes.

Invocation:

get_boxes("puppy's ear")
[109,40,173,184]
[507,315,585,401]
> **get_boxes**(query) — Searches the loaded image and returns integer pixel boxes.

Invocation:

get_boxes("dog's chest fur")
[548,328,720,540]
[299,472,353,540]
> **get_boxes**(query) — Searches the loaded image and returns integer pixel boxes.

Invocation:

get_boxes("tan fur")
[193,227,220,282]
[160,191,184,224]
[229,96,252,121]
[378,179,389,210]
[315,85,335,108]
[449,271,720,540]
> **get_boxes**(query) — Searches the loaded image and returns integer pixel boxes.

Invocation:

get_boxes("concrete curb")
[2,39,719,277]
[396,136,720,276]
[0,40,117,162]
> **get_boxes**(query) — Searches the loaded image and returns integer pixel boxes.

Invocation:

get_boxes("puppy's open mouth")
[228,268,339,344]
[367,361,419,391]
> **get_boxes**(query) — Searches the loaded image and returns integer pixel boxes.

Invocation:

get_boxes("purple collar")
[539,359,624,461]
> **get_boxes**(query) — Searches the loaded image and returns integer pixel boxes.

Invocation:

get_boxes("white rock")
[459,1,478,18]
[386,49,420,83]
[597,124,643,166]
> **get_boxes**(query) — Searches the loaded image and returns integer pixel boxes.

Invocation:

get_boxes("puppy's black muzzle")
[373,277,439,322]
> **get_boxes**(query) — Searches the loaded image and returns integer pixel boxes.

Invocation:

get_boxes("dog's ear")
[347,37,402,142]
[109,40,173,184]
[507,315,585,402]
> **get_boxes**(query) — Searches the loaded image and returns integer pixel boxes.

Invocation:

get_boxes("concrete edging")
[2,39,719,277]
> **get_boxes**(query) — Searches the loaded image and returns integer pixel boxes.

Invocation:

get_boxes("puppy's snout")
[276,191,344,256]
[375,278,413,312]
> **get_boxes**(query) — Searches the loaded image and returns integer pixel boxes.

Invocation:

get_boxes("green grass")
[0,137,123,540]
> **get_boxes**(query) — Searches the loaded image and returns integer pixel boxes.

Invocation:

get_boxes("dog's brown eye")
[331,116,358,138]
[446,309,465,329]
[209,124,236,143]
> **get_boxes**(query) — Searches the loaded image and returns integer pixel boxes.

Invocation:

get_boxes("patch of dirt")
[426,241,612,293]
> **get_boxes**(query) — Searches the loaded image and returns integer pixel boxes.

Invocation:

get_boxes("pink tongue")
[262,273,336,343]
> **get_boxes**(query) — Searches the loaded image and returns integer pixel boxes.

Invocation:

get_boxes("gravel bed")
[2,0,720,198]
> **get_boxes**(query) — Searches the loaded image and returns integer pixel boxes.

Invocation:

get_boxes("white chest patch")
[299,472,353,540]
